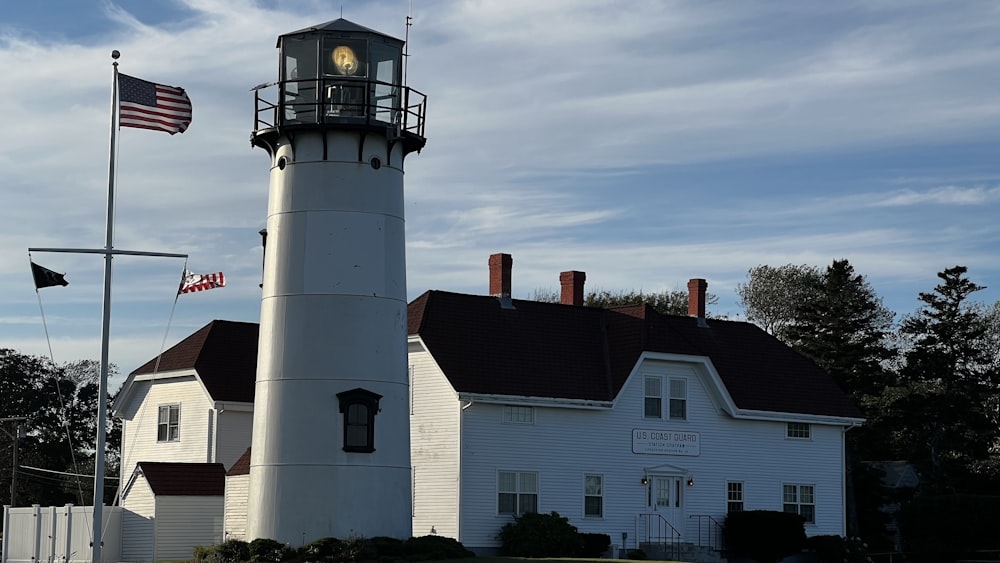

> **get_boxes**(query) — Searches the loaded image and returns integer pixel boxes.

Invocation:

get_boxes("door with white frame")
[642,474,685,541]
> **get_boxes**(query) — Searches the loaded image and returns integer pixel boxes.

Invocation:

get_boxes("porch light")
[687,477,695,487]
[640,476,648,486]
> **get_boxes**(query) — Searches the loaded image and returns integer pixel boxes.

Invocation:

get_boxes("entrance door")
[648,475,684,535]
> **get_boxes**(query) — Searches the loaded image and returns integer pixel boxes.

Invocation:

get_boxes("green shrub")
[497,511,581,557]
[626,548,647,560]
[249,538,286,562]
[335,536,371,562]
[299,537,343,561]
[368,536,406,558]
[404,535,474,560]
[194,539,251,563]
[578,533,611,558]
[805,535,868,563]
[194,545,215,561]
[724,510,806,563]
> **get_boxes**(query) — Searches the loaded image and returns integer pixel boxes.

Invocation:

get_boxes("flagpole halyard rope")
[27,252,91,516]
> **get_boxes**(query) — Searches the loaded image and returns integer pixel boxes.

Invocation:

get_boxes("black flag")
[31,262,68,289]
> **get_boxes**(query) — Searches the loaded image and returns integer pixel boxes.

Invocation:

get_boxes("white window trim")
[584,473,604,518]
[497,470,539,516]
[668,377,688,421]
[157,404,180,443]
[643,375,663,419]
[782,483,816,525]
[502,405,535,424]
[727,480,744,513]
[786,422,811,439]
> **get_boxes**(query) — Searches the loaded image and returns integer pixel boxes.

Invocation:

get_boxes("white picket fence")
[1,505,121,563]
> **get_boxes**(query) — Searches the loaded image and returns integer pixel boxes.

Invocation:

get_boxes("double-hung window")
[584,474,603,517]
[644,376,662,418]
[669,378,687,420]
[157,405,180,442]
[727,481,744,513]
[498,470,538,516]
[783,484,815,524]
[337,388,382,453]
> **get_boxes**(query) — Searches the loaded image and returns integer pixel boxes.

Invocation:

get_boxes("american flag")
[179,270,226,294]
[118,73,192,134]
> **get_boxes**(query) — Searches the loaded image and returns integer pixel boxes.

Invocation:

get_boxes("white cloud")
[875,185,1000,206]
[2,0,1000,371]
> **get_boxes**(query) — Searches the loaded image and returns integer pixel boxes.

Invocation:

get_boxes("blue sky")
[2,0,999,385]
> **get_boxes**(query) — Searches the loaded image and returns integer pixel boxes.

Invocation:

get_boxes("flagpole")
[91,50,121,563]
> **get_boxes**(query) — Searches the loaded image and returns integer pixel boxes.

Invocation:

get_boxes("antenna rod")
[403,1,412,86]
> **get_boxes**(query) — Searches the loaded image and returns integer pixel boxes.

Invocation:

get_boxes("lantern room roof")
[277,18,404,46]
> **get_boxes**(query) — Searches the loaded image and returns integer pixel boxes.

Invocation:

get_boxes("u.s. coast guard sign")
[632,428,701,456]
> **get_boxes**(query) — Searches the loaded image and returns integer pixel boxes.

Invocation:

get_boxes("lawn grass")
[441,558,688,563]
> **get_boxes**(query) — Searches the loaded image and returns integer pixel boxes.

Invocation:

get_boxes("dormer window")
[337,388,382,453]
[157,404,180,442]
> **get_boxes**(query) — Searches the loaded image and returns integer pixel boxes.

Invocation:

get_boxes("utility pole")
[2,417,28,506]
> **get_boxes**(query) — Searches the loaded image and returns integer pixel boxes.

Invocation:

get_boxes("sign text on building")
[632,428,700,456]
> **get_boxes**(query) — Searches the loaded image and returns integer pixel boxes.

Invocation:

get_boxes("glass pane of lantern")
[370,41,400,124]
[282,37,319,123]
[323,39,367,77]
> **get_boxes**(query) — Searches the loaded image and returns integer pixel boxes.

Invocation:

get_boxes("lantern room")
[251,18,426,154]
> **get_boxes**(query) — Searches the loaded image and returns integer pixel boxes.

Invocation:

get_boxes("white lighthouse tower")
[246,18,426,544]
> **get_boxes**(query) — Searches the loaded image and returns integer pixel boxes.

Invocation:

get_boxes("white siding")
[215,410,253,470]
[409,343,461,539]
[224,475,250,541]
[452,359,848,552]
[155,496,224,561]
[121,475,155,562]
[119,375,215,484]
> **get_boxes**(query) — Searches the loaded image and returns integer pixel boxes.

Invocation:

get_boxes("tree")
[533,287,719,316]
[889,267,1000,491]
[783,259,896,398]
[0,349,120,506]
[736,264,821,340]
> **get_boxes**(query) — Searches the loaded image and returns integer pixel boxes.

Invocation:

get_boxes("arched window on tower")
[337,388,382,453]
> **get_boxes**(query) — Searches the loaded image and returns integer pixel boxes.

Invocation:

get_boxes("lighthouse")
[246,18,426,543]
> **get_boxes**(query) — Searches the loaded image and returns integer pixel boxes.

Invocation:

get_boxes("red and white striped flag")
[119,73,192,135]
[179,270,225,294]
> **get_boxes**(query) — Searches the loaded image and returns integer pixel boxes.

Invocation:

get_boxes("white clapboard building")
[101,254,862,560]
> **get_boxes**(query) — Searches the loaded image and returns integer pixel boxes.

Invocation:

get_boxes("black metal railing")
[252,77,426,140]
[689,514,725,551]
[637,513,682,560]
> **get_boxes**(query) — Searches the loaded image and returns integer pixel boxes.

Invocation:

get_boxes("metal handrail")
[689,514,725,551]
[637,513,682,560]
[251,77,426,140]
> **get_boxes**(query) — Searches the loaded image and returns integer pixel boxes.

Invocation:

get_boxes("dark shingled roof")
[408,290,862,419]
[137,462,225,496]
[279,18,403,45]
[131,320,258,403]
[227,448,251,476]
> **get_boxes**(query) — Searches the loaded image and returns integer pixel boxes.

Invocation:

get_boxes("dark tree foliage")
[534,287,719,316]
[783,259,896,398]
[0,349,120,507]
[887,267,1000,492]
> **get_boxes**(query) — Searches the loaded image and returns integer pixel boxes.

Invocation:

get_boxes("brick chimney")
[560,271,586,306]
[489,253,513,297]
[688,278,708,319]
